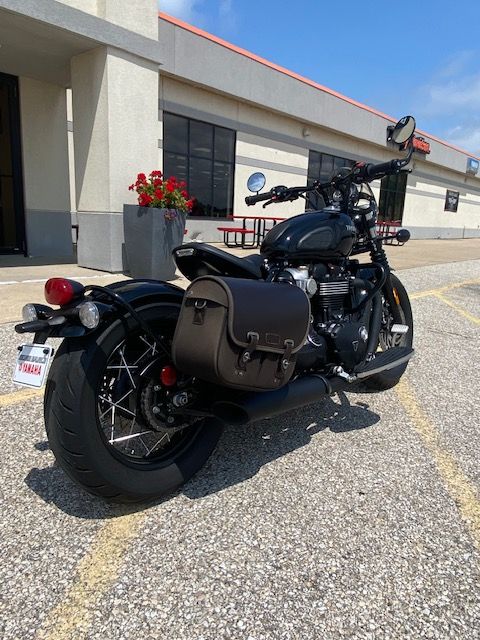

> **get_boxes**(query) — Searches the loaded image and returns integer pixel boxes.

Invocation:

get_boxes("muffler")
[211,375,348,426]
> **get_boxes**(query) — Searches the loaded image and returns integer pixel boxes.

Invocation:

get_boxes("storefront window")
[378,173,407,222]
[306,150,354,210]
[163,112,236,217]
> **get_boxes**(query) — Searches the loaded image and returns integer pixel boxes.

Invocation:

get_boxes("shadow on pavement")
[24,392,379,517]
[24,464,154,520]
[183,392,379,500]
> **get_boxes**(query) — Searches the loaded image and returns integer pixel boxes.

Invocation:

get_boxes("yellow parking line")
[36,511,147,640]
[396,378,480,550]
[0,387,44,407]
[410,278,480,300]
[432,292,480,325]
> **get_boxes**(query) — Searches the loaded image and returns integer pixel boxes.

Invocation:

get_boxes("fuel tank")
[261,210,356,260]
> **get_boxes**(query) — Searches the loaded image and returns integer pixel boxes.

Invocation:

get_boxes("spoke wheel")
[98,333,195,463]
[362,274,413,391]
[45,302,223,502]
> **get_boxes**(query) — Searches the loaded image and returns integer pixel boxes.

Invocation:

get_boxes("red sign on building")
[411,137,431,154]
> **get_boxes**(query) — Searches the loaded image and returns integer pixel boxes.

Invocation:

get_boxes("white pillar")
[56,0,158,39]
[19,77,72,257]
[71,46,159,271]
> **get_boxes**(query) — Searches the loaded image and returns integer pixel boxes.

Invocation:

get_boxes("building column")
[71,46,158,271]
[19,77,73,257]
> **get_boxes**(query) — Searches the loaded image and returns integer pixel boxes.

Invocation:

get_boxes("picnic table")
[218,215,286,248]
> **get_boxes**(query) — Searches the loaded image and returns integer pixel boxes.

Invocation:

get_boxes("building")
[0,0,479,272]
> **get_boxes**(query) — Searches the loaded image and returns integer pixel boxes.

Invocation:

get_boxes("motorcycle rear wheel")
[45,302,223,503]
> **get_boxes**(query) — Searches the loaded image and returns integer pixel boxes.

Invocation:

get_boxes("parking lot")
[0,255,479,639]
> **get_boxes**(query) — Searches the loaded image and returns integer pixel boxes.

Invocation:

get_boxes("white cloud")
[158,0,237,32]
[411,51,480,154]
[158,0,202,22]
[420,74,480,117]
[438,51,475,79]
[415,51,480,119]
[446,123,480,155]
[219,0,236,30]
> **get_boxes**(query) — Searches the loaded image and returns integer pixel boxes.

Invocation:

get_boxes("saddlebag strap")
[238,331,259,370]
[277,339,294,378]
[193,299,207,325]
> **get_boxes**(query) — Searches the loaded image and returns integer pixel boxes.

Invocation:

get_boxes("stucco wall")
[159,75,480,238]
[403,167,480,238]
[56,0,158,38]
[19,76,73,256]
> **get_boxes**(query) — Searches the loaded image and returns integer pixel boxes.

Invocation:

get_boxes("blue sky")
[158,0,480,155]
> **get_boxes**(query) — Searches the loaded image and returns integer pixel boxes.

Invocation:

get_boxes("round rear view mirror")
[390,115,416,145]
[247,172,266,193]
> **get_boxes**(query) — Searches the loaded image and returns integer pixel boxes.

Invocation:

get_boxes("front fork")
[362,205,404,325]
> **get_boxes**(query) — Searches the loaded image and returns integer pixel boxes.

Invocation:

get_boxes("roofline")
[158,11,480,163]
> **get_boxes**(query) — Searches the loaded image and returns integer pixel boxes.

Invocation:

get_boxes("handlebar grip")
[245,191,272,206]
[365,159,399,179]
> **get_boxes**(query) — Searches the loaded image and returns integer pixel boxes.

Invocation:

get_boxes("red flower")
[139,192,153,207]
[129,171,192,213]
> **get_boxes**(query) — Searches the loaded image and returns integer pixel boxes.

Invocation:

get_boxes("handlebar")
[366,159,399,179]
[353,159,403,182]
[245,153,411,207]
[245,185,308,206]
[245,191,274,206]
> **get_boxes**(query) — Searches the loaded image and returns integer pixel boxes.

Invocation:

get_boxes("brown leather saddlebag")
[172,276,310,391]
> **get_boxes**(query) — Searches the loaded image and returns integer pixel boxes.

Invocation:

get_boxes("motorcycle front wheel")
[362,273,413,391]
[45,302,223,503]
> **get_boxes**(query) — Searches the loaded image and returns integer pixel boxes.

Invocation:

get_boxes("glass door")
[0,72,26,254]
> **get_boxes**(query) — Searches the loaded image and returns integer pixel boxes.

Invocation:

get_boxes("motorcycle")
[13,116,416,503]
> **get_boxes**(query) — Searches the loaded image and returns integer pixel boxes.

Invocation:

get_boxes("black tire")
[362,273,413,391]
[45,302,223,503]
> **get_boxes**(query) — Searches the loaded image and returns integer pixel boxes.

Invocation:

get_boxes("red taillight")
[44,278,76,306]
[160,365,177,387]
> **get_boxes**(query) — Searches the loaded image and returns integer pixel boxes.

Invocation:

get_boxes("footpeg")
[355,346,414,379]
[391,324,409,334]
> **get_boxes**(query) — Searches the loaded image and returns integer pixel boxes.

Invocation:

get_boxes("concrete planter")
[123,205,186,280]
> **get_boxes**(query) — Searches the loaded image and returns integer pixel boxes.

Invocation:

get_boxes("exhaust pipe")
[211,375,347,426]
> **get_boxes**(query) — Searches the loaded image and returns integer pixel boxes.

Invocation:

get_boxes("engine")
[274,263,372,372]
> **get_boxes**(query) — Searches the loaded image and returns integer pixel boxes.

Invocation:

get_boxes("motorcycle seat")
[173,243,263,281]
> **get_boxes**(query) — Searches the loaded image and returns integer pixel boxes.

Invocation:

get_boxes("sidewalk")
[0,238,478,324]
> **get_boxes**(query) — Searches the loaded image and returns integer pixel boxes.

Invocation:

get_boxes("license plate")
[13,343,54,389]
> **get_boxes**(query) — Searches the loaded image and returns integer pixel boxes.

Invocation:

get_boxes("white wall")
[160,75,480,239]
[404,174,480,238]
[56,0,158,38]
[19,76,73,255]
[234,132,308,217]
[19,77,70,212]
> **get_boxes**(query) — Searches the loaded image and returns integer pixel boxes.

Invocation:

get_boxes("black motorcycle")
[13,116,416,503]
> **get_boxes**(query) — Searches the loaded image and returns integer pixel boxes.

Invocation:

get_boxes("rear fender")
[96,278,185,308]
[88,278,185,334]
[16,279,185,342]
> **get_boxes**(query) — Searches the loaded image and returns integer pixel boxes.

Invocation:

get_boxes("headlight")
[22,303,38,322]
[78,301,100,329]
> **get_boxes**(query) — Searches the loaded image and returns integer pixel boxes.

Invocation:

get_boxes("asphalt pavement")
[0,254,479,639]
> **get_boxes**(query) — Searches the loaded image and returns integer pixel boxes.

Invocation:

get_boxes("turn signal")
[160,365,177,387]
[45,278,85,306]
